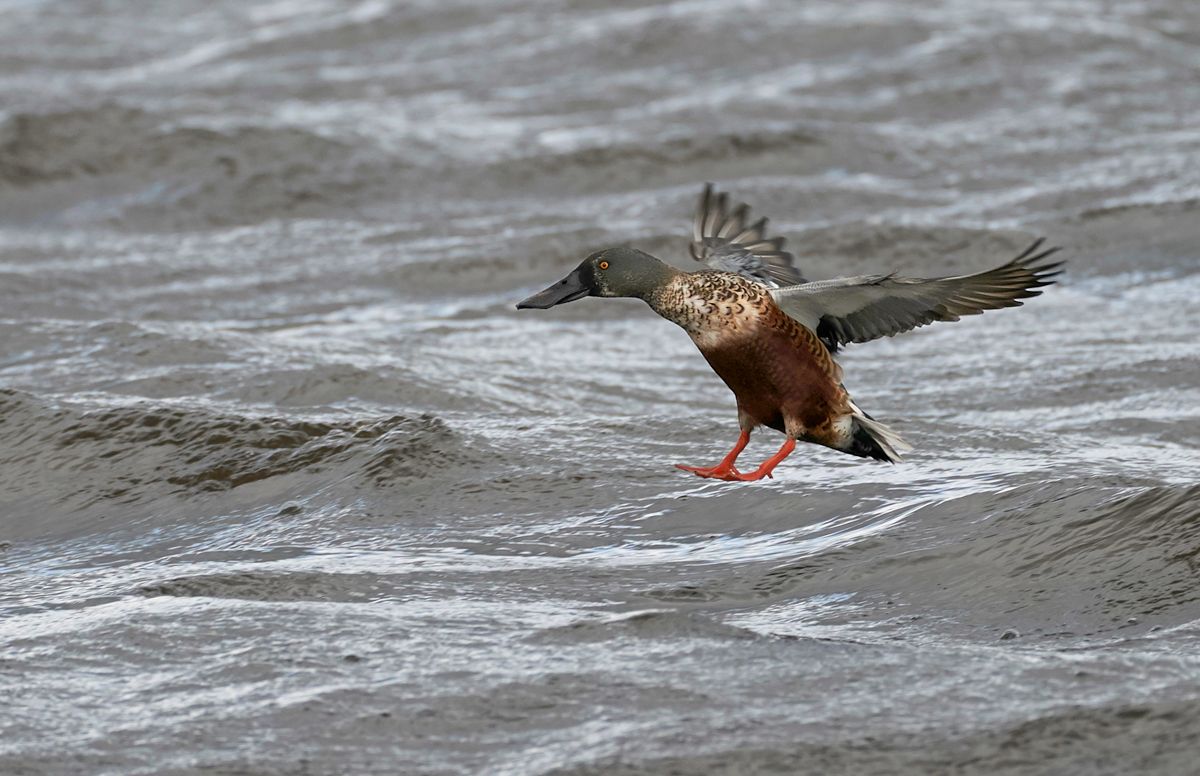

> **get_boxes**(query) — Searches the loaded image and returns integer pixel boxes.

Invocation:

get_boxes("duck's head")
[516,247,673,309]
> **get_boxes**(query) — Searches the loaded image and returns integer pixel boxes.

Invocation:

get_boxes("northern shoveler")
[517,184,1062,481]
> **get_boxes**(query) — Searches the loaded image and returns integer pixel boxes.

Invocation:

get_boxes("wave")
[532,609,761,644]
[553,698,1200,776]
[482,123,828,195]
[659,478,1200,641]
[0,390,469,539]
[138,570,392,603]
[0,104,398,227]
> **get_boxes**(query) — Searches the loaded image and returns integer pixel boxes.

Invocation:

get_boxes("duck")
[517,184,1061,481]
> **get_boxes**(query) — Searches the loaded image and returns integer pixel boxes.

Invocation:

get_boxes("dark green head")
[516,247,675,309]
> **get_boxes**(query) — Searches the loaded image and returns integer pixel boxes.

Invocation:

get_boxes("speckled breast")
[650,271,773,346]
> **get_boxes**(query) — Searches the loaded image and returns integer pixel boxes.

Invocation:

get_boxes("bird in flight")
[517,184,1062,481]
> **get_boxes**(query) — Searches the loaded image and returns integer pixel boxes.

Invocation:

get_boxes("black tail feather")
[846,413,910,463]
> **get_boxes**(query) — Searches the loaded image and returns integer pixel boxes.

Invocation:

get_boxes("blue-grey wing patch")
[689,183,805,286]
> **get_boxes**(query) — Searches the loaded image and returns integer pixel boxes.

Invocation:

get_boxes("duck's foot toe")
[721,469,770,482]
[675,463,742,479]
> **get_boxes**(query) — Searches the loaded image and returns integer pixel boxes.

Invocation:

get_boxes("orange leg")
[675,431,750,479]
[723,438,797,482]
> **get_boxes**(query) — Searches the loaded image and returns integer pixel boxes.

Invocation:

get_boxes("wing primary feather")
[719,204,749,238]
[687,184,806,286]
[705,192,728,240]
[1011,237,1046,263]
[771,237,1064,348]
[735,217,768,243]
[693,183,713,245]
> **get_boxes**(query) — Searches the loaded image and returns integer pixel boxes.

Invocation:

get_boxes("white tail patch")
[849,400,912,463]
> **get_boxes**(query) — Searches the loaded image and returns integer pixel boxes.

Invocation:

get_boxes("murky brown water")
[2,1,1200,774]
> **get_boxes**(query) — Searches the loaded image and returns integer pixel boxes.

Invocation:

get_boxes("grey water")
[2,0,1200,773]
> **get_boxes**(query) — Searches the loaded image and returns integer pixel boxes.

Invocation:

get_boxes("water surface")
[2,1,1200,773]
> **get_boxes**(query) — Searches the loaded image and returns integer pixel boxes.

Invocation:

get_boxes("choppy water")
[2,1,1200,773]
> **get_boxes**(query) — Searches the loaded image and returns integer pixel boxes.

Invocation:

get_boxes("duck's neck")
[636,262,684,300]
[643,267,694,324]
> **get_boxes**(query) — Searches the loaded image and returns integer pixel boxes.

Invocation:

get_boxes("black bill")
[516,268,591,309]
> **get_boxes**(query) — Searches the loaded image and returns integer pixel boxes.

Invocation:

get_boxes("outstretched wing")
[689,183,805,286]
[770,239,1063,351]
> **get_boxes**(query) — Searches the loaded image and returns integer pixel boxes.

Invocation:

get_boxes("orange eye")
[599,261,609,270]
